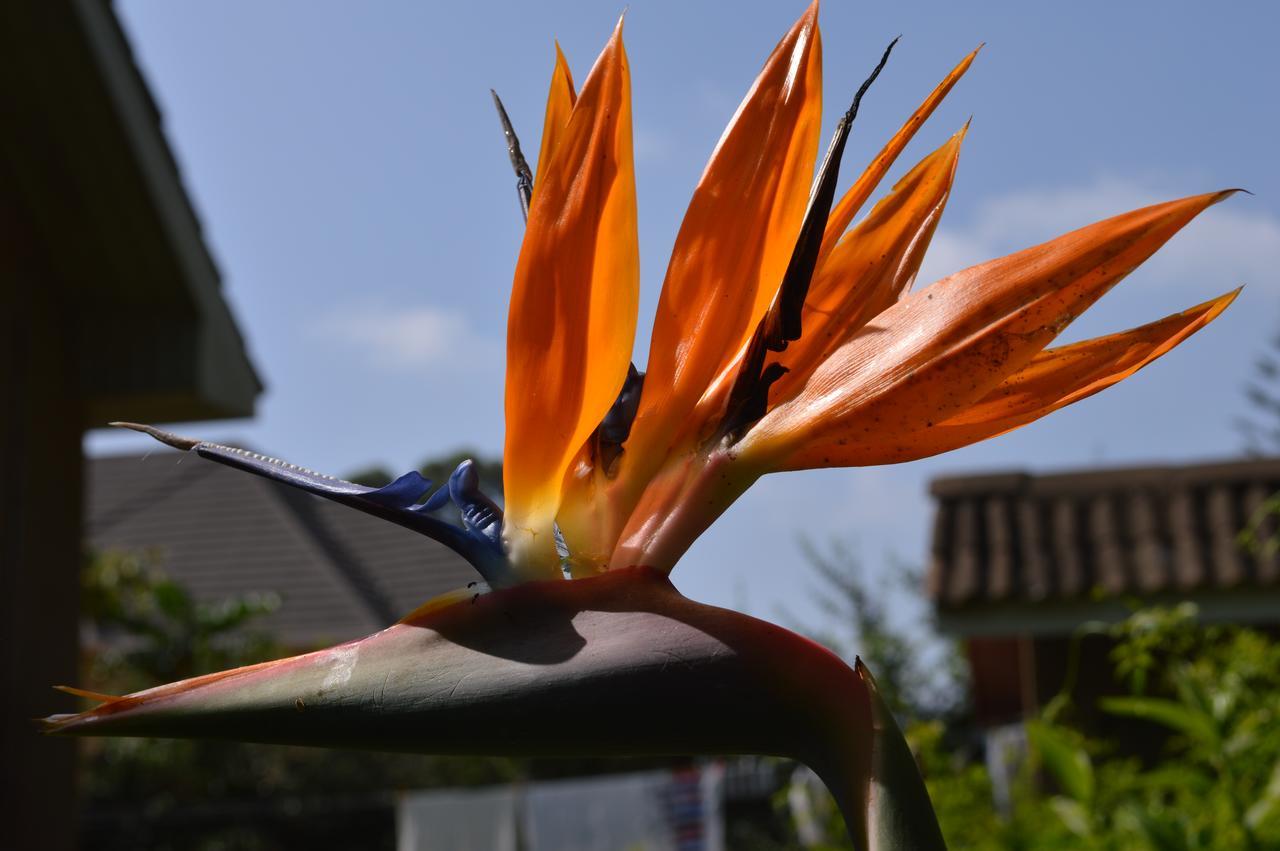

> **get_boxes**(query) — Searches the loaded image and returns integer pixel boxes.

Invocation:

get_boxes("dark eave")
[2,0,262,425]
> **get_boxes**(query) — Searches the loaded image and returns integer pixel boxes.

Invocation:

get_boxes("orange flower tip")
[1213,286,1244,313]
[108,421,198,451]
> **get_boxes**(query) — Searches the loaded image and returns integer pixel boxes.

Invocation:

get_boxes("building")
[927,456,1280,728]
[3,2,261,847]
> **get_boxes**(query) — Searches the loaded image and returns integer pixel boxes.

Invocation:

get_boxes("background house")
[3,2,260,848]
[927,456,1280,729]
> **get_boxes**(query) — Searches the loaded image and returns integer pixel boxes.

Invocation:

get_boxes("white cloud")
[917,177,1280,296]
[310,304,501,373]
[633,125,673,164]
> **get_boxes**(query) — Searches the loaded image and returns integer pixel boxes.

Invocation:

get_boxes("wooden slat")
[1089,494,1127,595]
[985,496,1014,600]
[1051,497,1085,598]
[949,500,981,605]
[1129,489,1166,593]
[1018,496,1051,600]
[1208,485,1244,588]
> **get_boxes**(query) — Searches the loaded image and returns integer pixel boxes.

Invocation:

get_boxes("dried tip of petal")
[54,685,119,704]
[37,714,76,734]
[108,422,200,451]
[843,36,899,122]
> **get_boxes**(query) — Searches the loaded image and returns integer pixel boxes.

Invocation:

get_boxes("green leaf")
[1245,757,1280,832]
[1129,807,1190,851]
[1027,721,1094,804]
[1048,796,1092,838]
[1099,696,1218,746]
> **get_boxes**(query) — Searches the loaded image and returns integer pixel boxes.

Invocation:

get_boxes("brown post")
[1,203,81,850]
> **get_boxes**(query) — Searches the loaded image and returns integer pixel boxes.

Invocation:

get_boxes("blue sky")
[94,1,1280,627]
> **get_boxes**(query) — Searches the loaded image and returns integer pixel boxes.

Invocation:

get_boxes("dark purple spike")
[763,35,900,350]
[594,364,645,474]
[719,37,900,443]
[490,88,534,221]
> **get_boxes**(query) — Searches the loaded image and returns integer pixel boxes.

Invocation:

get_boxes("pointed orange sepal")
[533,41,578,194]
[873,288,1241,463]
[774,124,967,399]
[503,20,638,576]
[820,45,980,258]
[625,2,823,473]
[744,191,1237,470]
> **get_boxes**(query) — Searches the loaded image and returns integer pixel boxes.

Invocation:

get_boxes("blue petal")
[415,484,453,513]
[448,459,504,553]
[363,471,435,509]
[110,424,514,587]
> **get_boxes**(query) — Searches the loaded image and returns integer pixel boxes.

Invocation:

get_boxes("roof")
[3,1,261,424]
[928,457,1280,631]
[88,452,478,647]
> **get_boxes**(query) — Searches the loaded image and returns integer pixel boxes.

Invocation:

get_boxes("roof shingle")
[928,457,1280,610]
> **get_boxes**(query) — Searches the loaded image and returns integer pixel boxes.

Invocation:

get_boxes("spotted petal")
[740,191,1236,470]
[773,125,966,400]
[845,289,1239,464]
[820,46,980,257]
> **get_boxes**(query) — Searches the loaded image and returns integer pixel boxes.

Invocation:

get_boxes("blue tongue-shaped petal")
[362,471,436,509]
[448,459,504,552]
[111,423,514,587]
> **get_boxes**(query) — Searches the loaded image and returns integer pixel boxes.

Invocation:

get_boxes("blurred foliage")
[780,548,1280,851]
[788,537,966,722]
[1238,322,1280,454]
[1239,491,1280,562]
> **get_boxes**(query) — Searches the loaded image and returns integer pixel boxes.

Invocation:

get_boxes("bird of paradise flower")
[44,5,1240,848]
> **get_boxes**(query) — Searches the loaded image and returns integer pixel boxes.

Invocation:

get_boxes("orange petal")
[503,21,638,577]
[820,46,980,259]
[840,289,1239,465]
[533,41,577,194]
[774,124,966,400]
[742,191,1236,470]
[626,3,823,468]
